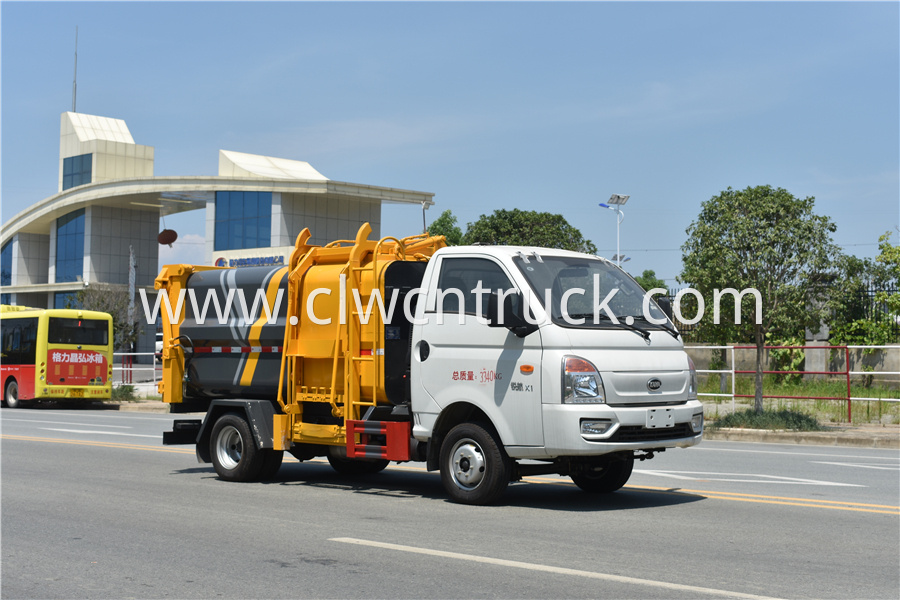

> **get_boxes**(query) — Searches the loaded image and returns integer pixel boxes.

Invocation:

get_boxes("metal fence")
[112,352,159,385]
[691,344,899,423]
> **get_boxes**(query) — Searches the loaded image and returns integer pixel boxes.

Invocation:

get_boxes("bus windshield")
[48,317,109,346]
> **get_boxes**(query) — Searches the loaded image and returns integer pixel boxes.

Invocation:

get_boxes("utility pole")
[72,26,78,112]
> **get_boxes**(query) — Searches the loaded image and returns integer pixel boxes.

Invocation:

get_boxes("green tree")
[72,284,143,351]
[465,208,597,253]
[829,232,899,346]
[632,269,667,292]
[427,209,464,245]
[875,231,900,316]
[680,185,838,412]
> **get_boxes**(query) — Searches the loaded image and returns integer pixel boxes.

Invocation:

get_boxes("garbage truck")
[158,223,703,504]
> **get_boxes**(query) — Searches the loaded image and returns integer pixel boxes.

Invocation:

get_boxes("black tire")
[209,413,264,482]
[259,450,284,481]
[4,379,23,409]
[439,422,511,505]
[570,454,634,493]
[327,454,389,475]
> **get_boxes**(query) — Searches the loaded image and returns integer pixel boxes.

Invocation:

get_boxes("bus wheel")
[209,413,264,482]
[4,379,22,409]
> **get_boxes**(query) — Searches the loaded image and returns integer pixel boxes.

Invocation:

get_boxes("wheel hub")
[450,440,486,490]
[216,426,243,470]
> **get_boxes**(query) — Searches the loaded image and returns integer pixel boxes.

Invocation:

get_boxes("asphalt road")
[2,407,898,600]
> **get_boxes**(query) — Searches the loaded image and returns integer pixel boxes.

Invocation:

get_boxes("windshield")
[512,254,670,329]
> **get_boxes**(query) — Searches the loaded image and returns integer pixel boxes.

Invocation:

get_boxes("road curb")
[704,427,900,449]
[105,402,900,448]
[107,402,171,414]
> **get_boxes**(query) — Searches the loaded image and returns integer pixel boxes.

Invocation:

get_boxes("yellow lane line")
[5,435,898,515]
[1,434,194,454]
[520,476,900,515]
[627,483,900,509]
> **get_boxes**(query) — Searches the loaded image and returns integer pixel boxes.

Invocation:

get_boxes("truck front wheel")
[440,422,511,505]
[570,454,634,493]
[210,413,264,482]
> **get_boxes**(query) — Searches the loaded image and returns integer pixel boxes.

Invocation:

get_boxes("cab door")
[411,255,543,447]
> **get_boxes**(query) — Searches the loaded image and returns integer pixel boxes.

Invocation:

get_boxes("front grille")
[607,423,694,442]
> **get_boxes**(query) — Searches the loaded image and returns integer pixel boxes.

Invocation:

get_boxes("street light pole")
[599,194,630,268]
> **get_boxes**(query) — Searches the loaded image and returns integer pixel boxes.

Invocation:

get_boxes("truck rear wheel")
[259,450,284,481]
[327,455,389,475]
[440,422,511,505]
[570,454,634,493]
[210,413,264,482]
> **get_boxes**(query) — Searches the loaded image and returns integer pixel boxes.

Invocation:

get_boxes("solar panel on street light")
[608,194,630,205]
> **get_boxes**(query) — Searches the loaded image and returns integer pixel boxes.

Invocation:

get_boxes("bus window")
[1,318,38,365]
[47,317,109,346]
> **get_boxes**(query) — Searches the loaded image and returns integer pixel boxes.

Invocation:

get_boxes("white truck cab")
[410,246,703,503]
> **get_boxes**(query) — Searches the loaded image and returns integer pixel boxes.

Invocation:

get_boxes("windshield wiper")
[565,313,651,342]
[628,315,680,339]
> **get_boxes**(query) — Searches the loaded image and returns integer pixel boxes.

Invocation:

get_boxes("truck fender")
[425,402,496,471]
[196,399,278,463]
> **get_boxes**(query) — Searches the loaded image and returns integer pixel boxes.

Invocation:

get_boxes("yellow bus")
[1,305,114,408]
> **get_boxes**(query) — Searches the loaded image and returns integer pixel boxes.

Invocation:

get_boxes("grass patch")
[111,385,138,402]
[709,408,824,431]
[698,373,900,424]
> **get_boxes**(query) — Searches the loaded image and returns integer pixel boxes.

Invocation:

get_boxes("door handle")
[419,341,430,362]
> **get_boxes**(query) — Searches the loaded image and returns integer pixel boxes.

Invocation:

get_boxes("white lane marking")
[695,446,900,460]
[330,537,785,600]
[48,412,182,421]
[1,418,132,429]
[811,461,900,471]
[635,470,864,487]
[41,428,159,438]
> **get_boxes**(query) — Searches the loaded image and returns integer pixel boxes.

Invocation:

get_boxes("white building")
[0,111,435,353]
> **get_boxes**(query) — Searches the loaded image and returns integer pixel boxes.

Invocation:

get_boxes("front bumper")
[507,400,703,459]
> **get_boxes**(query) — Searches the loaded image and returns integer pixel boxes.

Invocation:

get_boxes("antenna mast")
[72,26,78,112]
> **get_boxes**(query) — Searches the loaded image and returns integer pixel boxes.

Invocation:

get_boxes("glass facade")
[54,292,79,309]
[62,153,93,191]
[56,209,85,283]
[1,240,11,304]
[214,191,272,251]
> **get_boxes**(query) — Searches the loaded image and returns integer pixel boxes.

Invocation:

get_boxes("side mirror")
[657,296,674,321]
[487,292,538,338]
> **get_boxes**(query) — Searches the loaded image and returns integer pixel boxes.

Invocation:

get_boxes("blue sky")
[2,1,897,284]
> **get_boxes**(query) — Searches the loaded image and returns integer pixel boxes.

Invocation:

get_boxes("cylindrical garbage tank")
[179,266,288,400]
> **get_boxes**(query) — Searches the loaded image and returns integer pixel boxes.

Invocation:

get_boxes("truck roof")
[435,245,614,263]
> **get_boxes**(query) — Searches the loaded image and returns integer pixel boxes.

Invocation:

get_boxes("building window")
[56,209,85,283]
[1,241,11,289]
[214,191,272,251]
[54,292,79,309]
[63,153,93,190]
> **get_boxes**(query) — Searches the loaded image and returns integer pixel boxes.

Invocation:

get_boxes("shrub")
[710,409,823,431]
[111,385,137,402]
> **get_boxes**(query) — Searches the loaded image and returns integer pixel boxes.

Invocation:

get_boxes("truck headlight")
[687,356,698,401]
[563,356,606,403]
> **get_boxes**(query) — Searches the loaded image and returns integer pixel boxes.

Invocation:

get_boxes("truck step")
[346,420,411,461]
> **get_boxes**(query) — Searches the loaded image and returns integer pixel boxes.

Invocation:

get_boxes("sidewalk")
[704,423,900,449]
[106,394,900,449]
